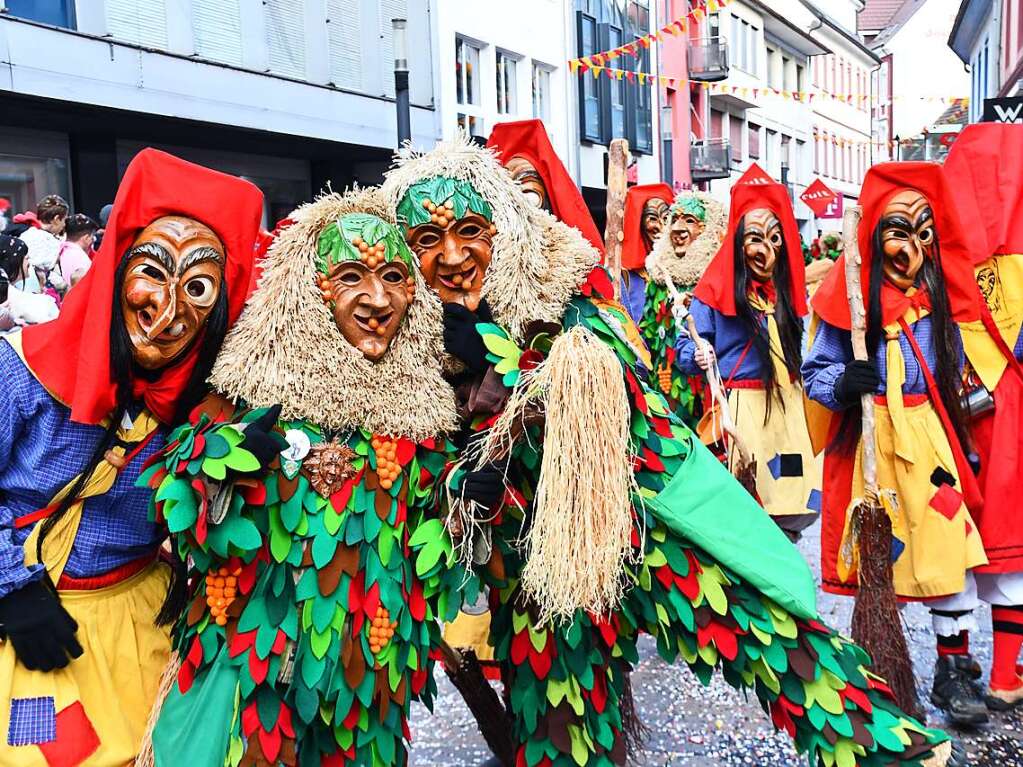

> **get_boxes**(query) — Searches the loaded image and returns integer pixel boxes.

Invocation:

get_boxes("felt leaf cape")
[811,162,979,330]
[465,266,948,767]
[21,148,263,424]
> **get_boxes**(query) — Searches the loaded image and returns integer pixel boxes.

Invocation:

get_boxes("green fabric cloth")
[646,437,818,620]
[153,651,240,767]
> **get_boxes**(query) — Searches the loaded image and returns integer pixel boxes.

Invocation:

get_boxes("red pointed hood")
[20,148,264,424]
[487,119,604,254]
[812,162,978,330]
[693,179,806,317]
[621,183,673,270]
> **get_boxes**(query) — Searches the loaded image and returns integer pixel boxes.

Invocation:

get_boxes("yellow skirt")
[841,400,988,598]
[728,385,821,531]
[0,562,171,767]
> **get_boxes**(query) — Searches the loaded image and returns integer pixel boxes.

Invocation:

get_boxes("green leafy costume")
[382,136,950,767]
[143,191,470,766]
[637,192,726,427]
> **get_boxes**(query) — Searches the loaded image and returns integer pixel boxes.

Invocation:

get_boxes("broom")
[664,276,757,496]
[841,205,920,716]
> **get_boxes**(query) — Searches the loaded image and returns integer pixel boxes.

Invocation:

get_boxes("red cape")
[21,148,264,425]
[621,183,673,271]
[811,162,978,330]
[487,119,605,254]
[944,123,1023,264]
[693,180,806,317]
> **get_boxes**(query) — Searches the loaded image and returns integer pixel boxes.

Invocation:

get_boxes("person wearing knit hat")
[638,191,726,426]
[0,149,263,765]
[382,132,952,767]
[142,188,491,766]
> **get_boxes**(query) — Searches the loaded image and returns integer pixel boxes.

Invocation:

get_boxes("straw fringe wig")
[645,192,726,288]
[382,133,599,344]
[208,187,457,441]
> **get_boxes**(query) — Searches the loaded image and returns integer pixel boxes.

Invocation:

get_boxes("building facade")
[0,0,437,222]
[949,0,1002,122]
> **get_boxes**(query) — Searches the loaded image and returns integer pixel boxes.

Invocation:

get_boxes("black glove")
[460,463,505,508]
[443,300,493,373]
[0,272,8,305]
[834,360,880,406]
[239,404,285,471]
[0,580,82,671]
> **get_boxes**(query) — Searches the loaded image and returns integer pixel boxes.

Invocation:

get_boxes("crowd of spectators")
[0,195,106,333]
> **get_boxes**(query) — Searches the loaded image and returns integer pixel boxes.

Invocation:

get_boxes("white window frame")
[532,62,553,122]
[496,49,521,116]
[456,35,485,136]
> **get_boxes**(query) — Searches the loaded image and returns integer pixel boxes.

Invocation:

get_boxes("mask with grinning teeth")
[120,215,225,370]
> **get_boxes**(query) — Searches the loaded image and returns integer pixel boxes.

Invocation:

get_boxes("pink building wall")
[658,0,700,189]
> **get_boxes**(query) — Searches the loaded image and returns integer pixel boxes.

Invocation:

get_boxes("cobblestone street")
[410,523,1023,766]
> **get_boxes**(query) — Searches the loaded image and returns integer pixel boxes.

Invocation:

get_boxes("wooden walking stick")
[841,205,920,716]
[604,139,629,301]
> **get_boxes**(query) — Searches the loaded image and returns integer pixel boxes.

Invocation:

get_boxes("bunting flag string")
[812,128,958,152]
[566,64,971,111]
[568,0,731,71]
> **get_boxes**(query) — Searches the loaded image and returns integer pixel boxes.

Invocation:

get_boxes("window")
[532,64,553,122]
[730,116,743,165]
[327,0,362,89]
[797,65,805,95]
[107,0,168,49]
[729,16,759,75]
[0,129,72,217]
[195,0,244,66]
[456,37,484,136]
[749,122,761,159]
[795,139,806,183]
[766,47,777,87]
[711,109,724,139]
[264,0,305,78]
[496,52,519,115]
[5,0,76,27]
[782,55,792,90]
[765,128,777,171]
[574,2,652,153]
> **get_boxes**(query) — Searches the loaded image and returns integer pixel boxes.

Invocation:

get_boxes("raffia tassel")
[480,326,637,625]
[135,650,182,767]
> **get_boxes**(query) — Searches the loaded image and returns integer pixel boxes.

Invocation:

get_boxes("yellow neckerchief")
[883,301,929,464]
[959,254,1023,391]
[746,290,793,391]
[5,333,160,583]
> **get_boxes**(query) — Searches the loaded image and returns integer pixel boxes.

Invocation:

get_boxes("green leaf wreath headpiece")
[669,194,707,223]
[396,176,493,228]
[317,213,415,276]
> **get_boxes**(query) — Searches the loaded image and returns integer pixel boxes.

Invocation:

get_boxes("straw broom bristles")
[134,650,181,767]
[480,326,636,624]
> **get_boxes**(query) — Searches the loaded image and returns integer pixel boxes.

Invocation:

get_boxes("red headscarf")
[693,180,806,317]
[621,183,673,270]
[812,162,978,330]
[487,119,605,254]
[21,148,264,425]
[944,123,1023,264]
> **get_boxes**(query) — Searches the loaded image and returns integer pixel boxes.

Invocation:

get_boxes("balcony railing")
[690,138,731,181]
[688,38,729,82]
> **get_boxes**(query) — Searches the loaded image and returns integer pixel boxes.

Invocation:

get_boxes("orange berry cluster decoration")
[317,275,335,305]
[371,436,401,490]
[368,606,397,655]
[657,363,672,394]
[405,275,416,304]
[352,236,387,269]
[421,197,454,228]
[206,565,240,626]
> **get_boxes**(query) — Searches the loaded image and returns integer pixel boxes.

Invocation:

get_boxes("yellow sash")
[5,333,160,583]
[747,292,792,391]
[882,305,928,464]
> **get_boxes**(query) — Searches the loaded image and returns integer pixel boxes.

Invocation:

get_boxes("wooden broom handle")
[841,205,878,499]
[604,139,629,301]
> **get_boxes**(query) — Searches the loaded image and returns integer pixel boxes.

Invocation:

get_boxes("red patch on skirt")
[36,703,99,767]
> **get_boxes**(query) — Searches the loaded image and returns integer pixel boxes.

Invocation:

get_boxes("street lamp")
[392,17,411,147]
